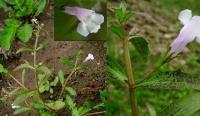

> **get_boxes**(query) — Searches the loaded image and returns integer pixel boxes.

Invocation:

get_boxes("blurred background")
[104,0,200,115]
[54,0,107,41]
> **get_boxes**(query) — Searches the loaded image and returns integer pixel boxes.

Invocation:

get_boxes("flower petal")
[196,36,200,44]
[64,7,94,21]
[86,21,101,33]
[178,9,192,25]
[77,22,89,37]
[89,13,104,25]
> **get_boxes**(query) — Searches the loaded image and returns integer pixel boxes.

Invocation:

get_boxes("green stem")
[33,27,41,89]
[123,36,138,116]
[59,58,79,97]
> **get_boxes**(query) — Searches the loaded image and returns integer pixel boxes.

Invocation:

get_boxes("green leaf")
[32,102,47,110]
[110,24,125,39]
[58,70,65,86]
[14,63,34,71]
[65,95,79,116]
[25,0,34,15]
[0,0,10,11]
[114,8,124,22]
[78,102,93,115]
[13,90,36,105]
[14,107,31,115]
[129,35,149,61]
[17,23,32,42]
[0,19,21,50]
[137,70,200,90]
[35,0,46,16]
[119,1,127,12]
[62,56,74,70]
[159,92,200,116]
[37,65,52,78]
[37,40,48,51]
[50,76,59,86]
[123,11,134,23]
[45,100,65,110]
[107,56,127,82]
[16,47,34,54]
[0,64,7,73]
[65,87,76,96]
[39,81,50,93]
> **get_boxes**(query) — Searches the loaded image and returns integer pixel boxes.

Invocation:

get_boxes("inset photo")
[55,0,107,41]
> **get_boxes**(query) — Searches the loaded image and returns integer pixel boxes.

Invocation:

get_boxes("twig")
[8,73,28,90]
[84,111,106,116]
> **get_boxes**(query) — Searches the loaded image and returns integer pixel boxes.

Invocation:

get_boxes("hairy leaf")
[107,56,127,82]
[58,70,65,86]
[110,24,125,39]
[65,87,76,96]
[0,64,7,73]
[17,23,32,42]
[0,0,10,11]
[14,107,31,115]
[14,63,34,71]
[62,56,74,70]
[129,36,149,61]
[158,92,200,116]
[13,90,36,105]
[35,0,46,16]
[45,100,65,110]
[137,70,200,90]
[0,19,21,50]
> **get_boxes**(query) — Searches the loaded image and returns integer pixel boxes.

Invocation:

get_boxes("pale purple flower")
[64,6,104,37]
[170,9,200,57]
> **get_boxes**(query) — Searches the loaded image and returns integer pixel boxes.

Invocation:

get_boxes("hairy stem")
[33,27,41,89]
[123,36,138,116]
[59,58,79,97]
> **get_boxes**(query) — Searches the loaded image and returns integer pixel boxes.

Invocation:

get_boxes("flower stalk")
[33,25,41,89]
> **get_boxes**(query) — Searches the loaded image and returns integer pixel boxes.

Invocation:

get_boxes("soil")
[0,0,106,115]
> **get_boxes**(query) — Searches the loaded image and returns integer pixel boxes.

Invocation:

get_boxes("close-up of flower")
[170,9,200,57]
[63,6,104,37]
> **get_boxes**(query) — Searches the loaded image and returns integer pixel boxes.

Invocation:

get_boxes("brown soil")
[0,0,106,115]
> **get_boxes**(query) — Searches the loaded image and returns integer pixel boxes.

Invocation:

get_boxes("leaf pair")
[114,2,134,24]
[0,19,32,50]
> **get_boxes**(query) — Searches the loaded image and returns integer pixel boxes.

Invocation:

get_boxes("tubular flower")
[83,53,94,62]
[170,9,200,57]
[64,6,104,37]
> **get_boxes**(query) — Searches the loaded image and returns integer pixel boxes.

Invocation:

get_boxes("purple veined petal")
[178,9,192,25]
[64,6,94,21]
[77,22,90,37]
[170,15,200,56]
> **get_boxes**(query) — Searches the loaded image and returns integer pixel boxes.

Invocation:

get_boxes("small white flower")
[170,9,200,57]
[84,53,94,62]
[11,104,21,109]
[63,6,104,37]
[31,18,39,24]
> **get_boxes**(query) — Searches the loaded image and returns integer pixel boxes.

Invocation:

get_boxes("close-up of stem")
[123,36,138,116]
